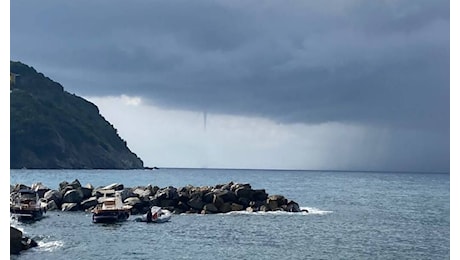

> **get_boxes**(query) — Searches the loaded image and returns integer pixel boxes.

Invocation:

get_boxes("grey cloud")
[11,0,449,169]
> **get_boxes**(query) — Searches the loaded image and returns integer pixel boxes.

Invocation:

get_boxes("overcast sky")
[10,0,450,172]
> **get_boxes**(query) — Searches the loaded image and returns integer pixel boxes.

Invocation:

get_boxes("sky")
[8,0,452,172]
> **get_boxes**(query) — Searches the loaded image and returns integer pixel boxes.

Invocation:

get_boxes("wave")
[215,206,333,216]
[300,207,333,215]
[37,240,64,252]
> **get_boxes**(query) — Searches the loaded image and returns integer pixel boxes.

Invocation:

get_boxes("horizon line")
[9,166,449,174]
[152,166,449,175]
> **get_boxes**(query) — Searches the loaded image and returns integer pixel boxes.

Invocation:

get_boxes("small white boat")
[92,190,131,223]
[136,206,171,223]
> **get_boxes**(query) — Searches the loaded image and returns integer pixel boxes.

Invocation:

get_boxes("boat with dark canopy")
[10,189,47,221]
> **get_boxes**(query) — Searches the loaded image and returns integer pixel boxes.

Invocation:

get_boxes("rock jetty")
[10,179,307,215]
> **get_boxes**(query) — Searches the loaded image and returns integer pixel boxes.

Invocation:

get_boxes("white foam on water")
[219,206,333,216]
[301,207,333,215]
[10,223,24,232]
[37,240,64,252]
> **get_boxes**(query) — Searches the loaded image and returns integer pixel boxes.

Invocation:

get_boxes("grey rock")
[253,189,268,201]
[62,189,84,203]
[133,187,151,198]
[80,187,93,199]
[102,183,124,191]
[68,179,82,189]
[214,189,238,203]
[235,187,255,200]
[61,203,79,211]
[285,200,301,212]
[230,203,244,211]
[80,197,98,210]
[219,202,232,213]
[203,203,219,213]
[187,196,205,210]
[44,189,62,204]
[46,200,58,211]
[10,226,38,255]
[124,197,142,207]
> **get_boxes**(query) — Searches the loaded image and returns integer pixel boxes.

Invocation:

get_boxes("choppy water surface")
[10,169,449,259]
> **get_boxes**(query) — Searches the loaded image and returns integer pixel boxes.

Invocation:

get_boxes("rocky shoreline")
[10,179,307,215]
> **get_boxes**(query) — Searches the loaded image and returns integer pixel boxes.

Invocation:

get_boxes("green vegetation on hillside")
[10,61,144,169]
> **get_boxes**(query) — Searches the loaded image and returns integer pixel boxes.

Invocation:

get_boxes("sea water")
[9,169,449,259]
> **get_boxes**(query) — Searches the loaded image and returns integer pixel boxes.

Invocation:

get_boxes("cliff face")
[10,61,144,169]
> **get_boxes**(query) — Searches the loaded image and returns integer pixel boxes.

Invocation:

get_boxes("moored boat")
[135,206,172,223]
[10,189,47,221]
[92,190,131,223]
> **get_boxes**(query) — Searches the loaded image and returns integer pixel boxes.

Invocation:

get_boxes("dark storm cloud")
[11,0,449,130]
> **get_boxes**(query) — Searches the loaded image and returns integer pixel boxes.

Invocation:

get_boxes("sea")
[9,168,450,260]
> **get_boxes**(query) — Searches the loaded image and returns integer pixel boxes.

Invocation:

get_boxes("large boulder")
[231,183,251,192]
[219,202,232,213]
[62,189,84,204]
[44,189,63,205]
[67,179,82,189]
[249,200,266,212]
[155,186,179,201]
[124,197,144,214]
[235,187,255,200]
[59,186,76,198]
[203,203,219,213]
[253,189,268,201]
[187,195,205,211]
[61,203,79,211]
[214,189,238,203]
[102,183,124,191]
[284,200,301,212]
[159,199,177,208]
[220,182,234,191]
[12,184,30,193]
[230,203,244,211]
[80,197,98,210]
[202,192,215,204]
[80,187,93,200]
[175,201,191,212]
[10,226,38,255]
[133,187,152,198]
[46,200,59,211]
[120,189,135,201]
[212,194,224,209]
[178,190,191,202]
[124,197,144,210]
[31,182,50,198]
[267,195,287,211]
[10,226,23,254]
[58,181,69,191]
[237,197,251,208]
[259,204,270,212]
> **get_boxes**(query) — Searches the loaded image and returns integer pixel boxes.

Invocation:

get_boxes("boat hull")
[10,208,45,221]
[92,210,130,223]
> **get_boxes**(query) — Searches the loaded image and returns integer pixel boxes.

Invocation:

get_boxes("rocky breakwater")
[10,179,307,215]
